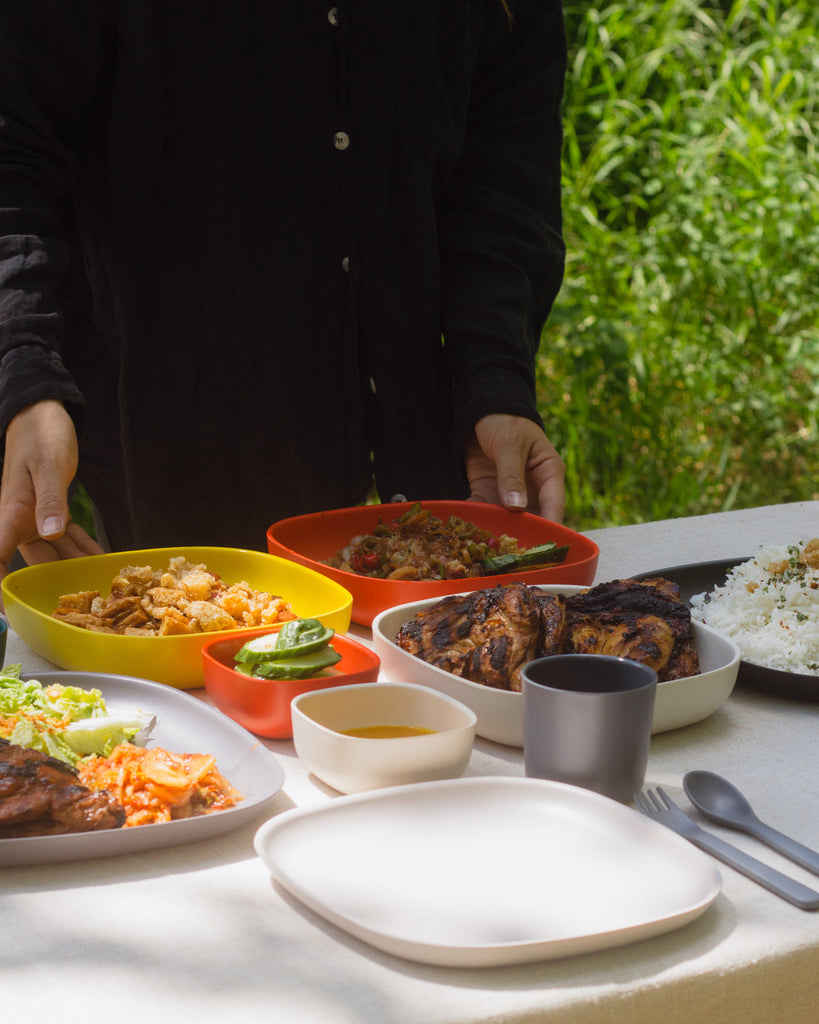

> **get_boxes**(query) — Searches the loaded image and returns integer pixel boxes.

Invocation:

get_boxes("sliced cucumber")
[234,632,284,664]
[273,618,335,656]
[250,646,342,680]
[235,618,335,664]
[480,542,570,576]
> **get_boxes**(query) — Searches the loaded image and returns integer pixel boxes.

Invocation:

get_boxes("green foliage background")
[544,0,819,530]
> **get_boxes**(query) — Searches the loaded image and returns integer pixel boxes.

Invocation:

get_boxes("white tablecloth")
[3,501,819,1023]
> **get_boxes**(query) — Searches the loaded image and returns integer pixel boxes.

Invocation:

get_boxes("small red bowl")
[201,626,381,739]
[266,500,599,626]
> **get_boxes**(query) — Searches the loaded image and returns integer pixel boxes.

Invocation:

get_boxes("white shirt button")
[327,7,338,25]
[333,131,350,151]
[341,256,350,272]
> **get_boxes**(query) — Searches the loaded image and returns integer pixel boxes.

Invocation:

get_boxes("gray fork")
[634,786,819,911]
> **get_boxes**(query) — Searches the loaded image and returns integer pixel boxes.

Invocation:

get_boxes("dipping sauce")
[340,725,436,739]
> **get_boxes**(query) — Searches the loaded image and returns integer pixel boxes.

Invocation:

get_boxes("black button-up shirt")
[0,1,566,550]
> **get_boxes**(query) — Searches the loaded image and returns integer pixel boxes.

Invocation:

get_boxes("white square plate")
[255,776,721,967]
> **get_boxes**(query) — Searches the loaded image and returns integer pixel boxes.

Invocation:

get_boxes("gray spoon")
[684,770,819,876]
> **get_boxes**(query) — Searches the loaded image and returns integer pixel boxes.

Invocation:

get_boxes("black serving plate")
[633,558,819,703]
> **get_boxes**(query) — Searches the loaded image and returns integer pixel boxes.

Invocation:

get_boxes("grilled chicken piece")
[395,577,698,692]
[566,579,699,681]
[508,592,568,691]
[396,583,550,690]
[567,578,688,623]
[568,614,675,674]
[0,739,126,838]
[636,577,684,602]
[535,591,569,656]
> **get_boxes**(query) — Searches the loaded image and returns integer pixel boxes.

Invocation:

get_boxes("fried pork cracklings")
[395,579,699,692]
[0,738,126,838]
[52,556,296,636]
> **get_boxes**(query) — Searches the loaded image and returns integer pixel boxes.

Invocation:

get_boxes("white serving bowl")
[290,682,477,794]
[372,588,741,747]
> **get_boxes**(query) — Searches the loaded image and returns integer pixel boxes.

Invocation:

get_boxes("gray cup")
[522,655,657,804]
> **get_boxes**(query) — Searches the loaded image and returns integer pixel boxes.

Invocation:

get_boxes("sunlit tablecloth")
[3,501,818,1023]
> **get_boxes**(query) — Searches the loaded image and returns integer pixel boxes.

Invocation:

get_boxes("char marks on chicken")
[395,583,567,691]
[0,738,126,838]
[395,578,699,691]
[565,578,699,680]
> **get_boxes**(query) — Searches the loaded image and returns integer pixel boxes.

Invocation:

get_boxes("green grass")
[541,0,819,529]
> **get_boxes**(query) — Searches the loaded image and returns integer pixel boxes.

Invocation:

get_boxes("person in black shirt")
[0,2,567,580]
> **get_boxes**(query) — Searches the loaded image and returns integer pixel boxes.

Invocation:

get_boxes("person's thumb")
[493,444,529,511]
[31,458,72,540]
[36,496,69,540]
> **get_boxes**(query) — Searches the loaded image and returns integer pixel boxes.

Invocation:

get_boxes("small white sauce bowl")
[291,682,477,794]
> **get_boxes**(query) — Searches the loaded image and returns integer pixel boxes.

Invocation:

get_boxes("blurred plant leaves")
[545,0,819,528]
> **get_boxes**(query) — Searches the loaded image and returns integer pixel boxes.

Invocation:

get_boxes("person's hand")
[0,400,103,589]
[464,414,565,522]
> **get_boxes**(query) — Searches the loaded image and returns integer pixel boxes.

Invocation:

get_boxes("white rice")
[690,540,819,675]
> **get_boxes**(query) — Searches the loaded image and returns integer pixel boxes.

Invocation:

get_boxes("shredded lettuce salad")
[0,663,155,766]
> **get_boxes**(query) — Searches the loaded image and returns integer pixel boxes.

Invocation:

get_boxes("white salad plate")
[1,671,285,866]
[254,776,721,968]
[373,587,741,746]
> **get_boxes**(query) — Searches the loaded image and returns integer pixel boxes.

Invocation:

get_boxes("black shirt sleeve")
[437,1,567,447]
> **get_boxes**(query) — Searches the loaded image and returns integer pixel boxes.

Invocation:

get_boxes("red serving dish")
[202,626,380,739]
[266,500,599,626]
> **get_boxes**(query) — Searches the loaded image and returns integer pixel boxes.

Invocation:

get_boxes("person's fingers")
[524,438,565,521]
[0,525,103,612]
[469,415,566,522]
[0,473,39,581]
[532,465,565,522]
[490,436,533,512]
[27,428,74,541]
[17,522,104,566]
[0,400,81,583]
[34,485,70,540]
[63,520,106,557]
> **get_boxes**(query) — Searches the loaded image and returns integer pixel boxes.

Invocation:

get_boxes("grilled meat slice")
[0,738,126,838]
[395,582,546,690]
[664,643,700,680]
[394,577,699,692]
[566,579,699,681]
[636,577,685,602]
[534,591,569,657]
[568,614,675,674]
[503,591,568,691]
[567,577,684,618]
